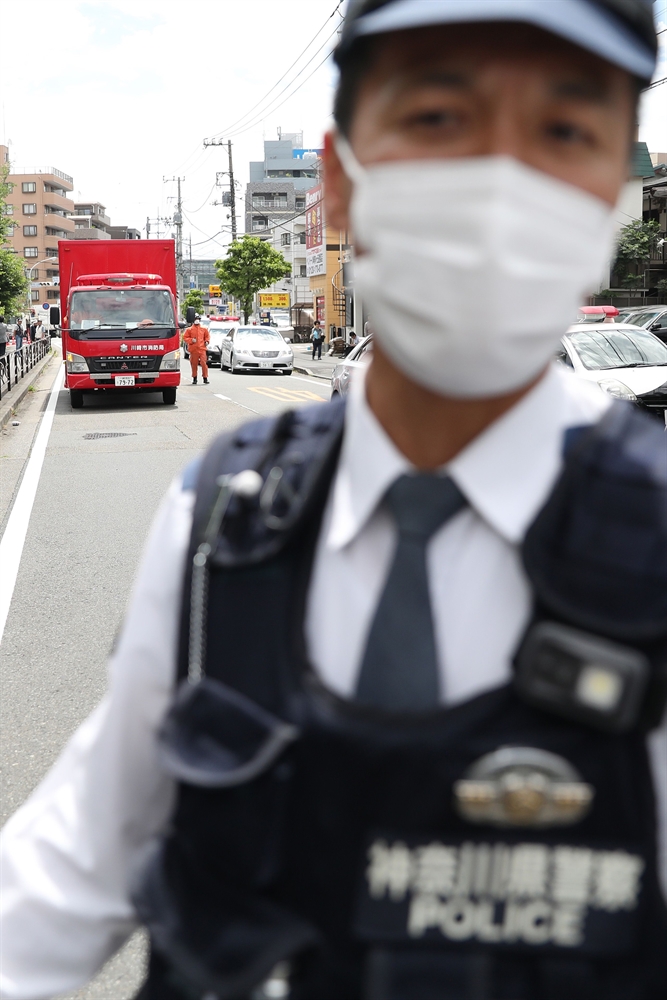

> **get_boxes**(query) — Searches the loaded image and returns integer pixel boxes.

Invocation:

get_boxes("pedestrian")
[311,318,324,359]
[1,4,666,1000]
[14,320,23,352]
[343,330,359,356]
[0,315,7,358]
[183,314,209,385]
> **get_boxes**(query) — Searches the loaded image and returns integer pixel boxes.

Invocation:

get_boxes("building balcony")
[14,167,73,189]
[43,190,75,212]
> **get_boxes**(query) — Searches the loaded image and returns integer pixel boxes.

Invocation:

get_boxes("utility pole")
[164,175,185,300]
[146,216,150,238]
[204,137,237,241]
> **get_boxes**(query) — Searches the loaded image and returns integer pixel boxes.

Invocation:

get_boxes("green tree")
[0,249,27,315]
[612,219,660,286]
[181,288,204,317]
[216,236,291,323]
[0,156,27,315]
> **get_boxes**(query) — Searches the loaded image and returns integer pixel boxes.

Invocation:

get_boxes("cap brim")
[344,0,655,82]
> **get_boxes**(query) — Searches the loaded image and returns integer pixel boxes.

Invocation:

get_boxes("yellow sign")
[259,293,290,309]
[209,285,221,296]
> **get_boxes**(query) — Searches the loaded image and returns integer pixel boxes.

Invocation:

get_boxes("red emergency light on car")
[579,305,619,317]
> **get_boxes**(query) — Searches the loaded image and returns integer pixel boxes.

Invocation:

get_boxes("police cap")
[335,0,658,84]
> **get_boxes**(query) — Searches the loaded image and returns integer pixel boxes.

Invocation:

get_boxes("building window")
[47,289,59,300]
[4,203,14,215]
[23,203,37,215]
[24,246,39,258]
[252,217,268,231]
[23,224,37,236]
[31,289,40,302]
[281,233,291,246]
[300,265,308,277]
[22,181,37,193]
[298,232,306,243]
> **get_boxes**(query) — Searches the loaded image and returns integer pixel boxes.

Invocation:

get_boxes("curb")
[0,352,56,431]
[293,365,334,380]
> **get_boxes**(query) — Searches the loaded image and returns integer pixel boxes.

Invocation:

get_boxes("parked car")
[220,325,293,374]
[558,323,667,422]
[207,320,239,367]
[331,336,374,397]
[614,305,667,342]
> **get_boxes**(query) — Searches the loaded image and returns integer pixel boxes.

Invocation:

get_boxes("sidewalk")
[292,344,339,380]
[0,347,56,431]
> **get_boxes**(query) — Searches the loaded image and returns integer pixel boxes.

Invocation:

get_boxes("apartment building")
[245,132,320,235]
[1,143,74,302]
[71,201,112,239]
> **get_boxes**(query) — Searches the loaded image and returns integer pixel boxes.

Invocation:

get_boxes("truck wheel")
[162,387,177,405]
[70,389,84,409]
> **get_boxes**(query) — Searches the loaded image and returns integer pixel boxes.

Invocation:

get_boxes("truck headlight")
[159,349,181,371]
[598,378,636,401]
[66,352,88,373]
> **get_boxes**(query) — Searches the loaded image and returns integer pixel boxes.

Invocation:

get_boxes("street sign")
[209,284,221,296]
[259,293,290,308]
[42,303,50,310]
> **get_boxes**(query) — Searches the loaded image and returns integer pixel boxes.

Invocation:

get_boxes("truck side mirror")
[186,306,196,324]
[50,306,60,326]
[178,320,186,330]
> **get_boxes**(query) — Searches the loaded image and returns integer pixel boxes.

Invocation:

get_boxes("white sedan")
[220,325,294,374]
[559,323,667,422]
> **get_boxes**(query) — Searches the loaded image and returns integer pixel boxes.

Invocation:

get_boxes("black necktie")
[355,474,467,710]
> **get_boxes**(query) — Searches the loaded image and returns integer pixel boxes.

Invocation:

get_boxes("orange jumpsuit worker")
[183,315,210,385]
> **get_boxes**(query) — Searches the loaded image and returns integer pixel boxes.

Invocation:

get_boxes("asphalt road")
[0,349,331,1000]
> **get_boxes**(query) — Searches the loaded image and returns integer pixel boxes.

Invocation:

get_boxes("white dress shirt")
[1,366,666,1000]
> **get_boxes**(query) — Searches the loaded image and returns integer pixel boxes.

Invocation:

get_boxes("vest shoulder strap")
[522,400,667,643]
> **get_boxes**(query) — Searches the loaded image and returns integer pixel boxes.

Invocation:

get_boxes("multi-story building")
[245,132,319,235]
[184,258,229,313]
[1,143,74,303]
[245,133,320,323]
[71,201,113,239]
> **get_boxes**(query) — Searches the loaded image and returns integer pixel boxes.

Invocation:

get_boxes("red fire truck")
[56,240,182,408]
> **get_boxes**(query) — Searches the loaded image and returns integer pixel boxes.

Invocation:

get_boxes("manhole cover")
[82,432,137,440]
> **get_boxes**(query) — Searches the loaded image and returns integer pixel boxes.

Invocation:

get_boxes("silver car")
[220,325,294,374]
[331,336,374,397]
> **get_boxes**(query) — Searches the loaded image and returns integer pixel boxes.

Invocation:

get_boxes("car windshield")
[69,289,176,339]
[236,327,284,342]
[568,328,667,370]
[627,308,663,328]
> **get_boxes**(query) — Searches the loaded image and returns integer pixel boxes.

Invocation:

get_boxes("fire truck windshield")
[69,289,176,338]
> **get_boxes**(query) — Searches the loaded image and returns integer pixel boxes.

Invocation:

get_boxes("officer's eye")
[545,120,591,145]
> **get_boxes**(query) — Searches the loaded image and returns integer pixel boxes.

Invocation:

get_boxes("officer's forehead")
[353,22,629,98]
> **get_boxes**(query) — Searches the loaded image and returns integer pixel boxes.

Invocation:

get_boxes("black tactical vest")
[134,398,667,1000]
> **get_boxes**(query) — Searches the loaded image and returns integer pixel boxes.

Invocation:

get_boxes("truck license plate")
[114,375,135,386]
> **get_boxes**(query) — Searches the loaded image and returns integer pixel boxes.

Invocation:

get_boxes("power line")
[645,74,667,90]
[225,49,335,139]
[207,2,342,141]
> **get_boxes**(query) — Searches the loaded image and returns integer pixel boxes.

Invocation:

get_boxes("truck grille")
[88,356,162,373]
[251,351,279,358]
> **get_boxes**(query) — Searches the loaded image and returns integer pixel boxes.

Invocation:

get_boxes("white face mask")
[336,136,617,398]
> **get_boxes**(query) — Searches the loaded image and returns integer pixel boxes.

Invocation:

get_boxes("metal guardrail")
[0,340,51,403]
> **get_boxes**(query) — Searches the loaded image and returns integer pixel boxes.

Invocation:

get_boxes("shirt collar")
[326,364,610,551]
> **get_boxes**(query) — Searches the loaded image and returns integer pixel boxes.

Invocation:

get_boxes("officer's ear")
[323,130,352,232]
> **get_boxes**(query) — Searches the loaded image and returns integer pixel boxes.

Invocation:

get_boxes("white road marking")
[0,363,65,646]
[214,393,258,413]
[285,375,331,393]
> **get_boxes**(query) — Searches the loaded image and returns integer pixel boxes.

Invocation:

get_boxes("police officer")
[1,3,666,1000]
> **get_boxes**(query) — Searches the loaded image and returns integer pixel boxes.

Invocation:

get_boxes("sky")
[0,0,665,262]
